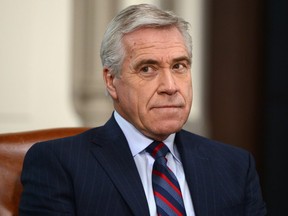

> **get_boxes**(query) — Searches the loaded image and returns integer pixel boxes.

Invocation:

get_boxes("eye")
[140,66,151,73]
[173,63,183,69]
[172,63,187,73]
[139,66,157,75]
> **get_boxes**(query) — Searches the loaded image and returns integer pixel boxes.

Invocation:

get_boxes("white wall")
[0,0,80,133]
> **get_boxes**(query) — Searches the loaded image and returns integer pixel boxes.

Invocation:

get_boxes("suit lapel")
[89,116,150,216]
[175,131,217,216]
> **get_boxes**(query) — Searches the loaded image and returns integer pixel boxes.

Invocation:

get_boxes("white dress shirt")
[114,111,195,216]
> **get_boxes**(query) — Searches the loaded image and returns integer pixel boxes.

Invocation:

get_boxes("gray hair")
[100,4,192,77]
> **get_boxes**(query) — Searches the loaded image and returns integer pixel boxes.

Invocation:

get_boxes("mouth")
[151,105,183,110]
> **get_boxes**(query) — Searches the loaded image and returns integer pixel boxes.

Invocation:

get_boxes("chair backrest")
[0,127,89,216]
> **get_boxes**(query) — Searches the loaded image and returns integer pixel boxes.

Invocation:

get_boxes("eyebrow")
[172,56,192,65]
[133,56,191,69]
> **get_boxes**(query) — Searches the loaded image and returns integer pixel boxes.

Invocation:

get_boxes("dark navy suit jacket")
[19,115,266,215]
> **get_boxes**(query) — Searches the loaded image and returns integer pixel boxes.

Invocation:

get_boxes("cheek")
[185,78,193,99]
[187,85,193,103]
[117,83,142,113]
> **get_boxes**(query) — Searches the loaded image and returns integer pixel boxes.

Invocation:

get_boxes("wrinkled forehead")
[122,26,188,54]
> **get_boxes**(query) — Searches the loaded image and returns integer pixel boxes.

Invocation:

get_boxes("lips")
[151,104,184,110]
[154,105,181,108]
[150,97,185,110]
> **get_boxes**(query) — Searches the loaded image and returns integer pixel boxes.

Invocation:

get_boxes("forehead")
[122,27,188,56]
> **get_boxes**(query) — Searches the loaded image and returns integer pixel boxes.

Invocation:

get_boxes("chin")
[153,121,184,135]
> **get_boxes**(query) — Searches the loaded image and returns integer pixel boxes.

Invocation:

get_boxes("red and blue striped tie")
[147,141,186,216]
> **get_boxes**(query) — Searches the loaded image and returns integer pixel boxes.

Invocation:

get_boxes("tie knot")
[146,141,169,159]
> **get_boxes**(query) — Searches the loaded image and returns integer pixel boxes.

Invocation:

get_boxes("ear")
[103,67,118,100]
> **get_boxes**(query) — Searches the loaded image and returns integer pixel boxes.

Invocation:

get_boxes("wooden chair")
[0,127,89,216]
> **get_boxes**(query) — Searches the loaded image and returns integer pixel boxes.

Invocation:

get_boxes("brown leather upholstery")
[0,127,89,216]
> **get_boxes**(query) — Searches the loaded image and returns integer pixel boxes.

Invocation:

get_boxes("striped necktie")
[146,141,186,216]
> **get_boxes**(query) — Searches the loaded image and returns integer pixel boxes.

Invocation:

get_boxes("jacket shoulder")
[177,130,250,160]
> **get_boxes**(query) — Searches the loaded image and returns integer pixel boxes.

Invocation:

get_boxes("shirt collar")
[114,111,181,162]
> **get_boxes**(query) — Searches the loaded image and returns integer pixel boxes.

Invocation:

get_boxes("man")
[19,4,266,216]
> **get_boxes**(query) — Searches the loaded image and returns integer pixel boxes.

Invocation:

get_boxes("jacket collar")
[89,115,150,216]
[175,131,217,216]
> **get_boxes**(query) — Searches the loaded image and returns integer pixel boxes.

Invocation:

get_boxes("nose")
[157,70,179,95]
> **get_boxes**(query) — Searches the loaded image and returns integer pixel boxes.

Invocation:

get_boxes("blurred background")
[0,0,287,214]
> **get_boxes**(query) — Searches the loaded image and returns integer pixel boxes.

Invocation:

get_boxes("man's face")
[104,27,193,141]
